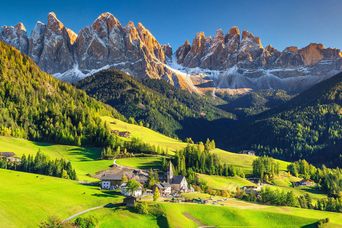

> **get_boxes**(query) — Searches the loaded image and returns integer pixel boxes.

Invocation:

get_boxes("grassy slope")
[212,148,289,174]
[0,169,123,228]
[0,136,112,181]
[79,208,160,228]
[102,116,187,153]
[198,174,256,191]
[160,202,342,228]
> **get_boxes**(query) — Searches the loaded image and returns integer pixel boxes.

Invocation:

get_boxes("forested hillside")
[0,41,122,146]
[228,73,342,166]
[77,69,233,137]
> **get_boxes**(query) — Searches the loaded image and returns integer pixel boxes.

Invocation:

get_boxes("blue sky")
[1,0,341,50]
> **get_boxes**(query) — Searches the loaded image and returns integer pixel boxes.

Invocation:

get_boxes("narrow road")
[62,205,104,223]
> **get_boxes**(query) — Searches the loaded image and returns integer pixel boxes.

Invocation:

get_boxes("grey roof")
[100,173,122,181]
[171,175,185,184]
[0,152,15,157]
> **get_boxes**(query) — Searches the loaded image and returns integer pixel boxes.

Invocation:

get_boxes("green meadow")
[0,169,123,228]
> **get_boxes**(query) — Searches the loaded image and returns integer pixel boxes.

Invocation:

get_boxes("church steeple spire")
[167,161,174,183]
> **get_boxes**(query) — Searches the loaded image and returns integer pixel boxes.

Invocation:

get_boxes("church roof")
[171,175,185,184]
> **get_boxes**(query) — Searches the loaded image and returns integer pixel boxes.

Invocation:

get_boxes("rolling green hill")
[77,68,232,137]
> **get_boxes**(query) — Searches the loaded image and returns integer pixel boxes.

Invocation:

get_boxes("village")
[96,160,196,205]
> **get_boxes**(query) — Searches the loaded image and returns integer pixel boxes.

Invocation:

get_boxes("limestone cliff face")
[174,26,342,92]
[0,12,193,91]
[176,27,342,71]
[38,12,75,73]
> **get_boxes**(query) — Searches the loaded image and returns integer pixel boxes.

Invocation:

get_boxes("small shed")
[123,196,136,207]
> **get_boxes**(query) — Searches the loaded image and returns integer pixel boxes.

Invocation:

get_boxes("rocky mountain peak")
[93,12,121,33]
[0,22,29,54]
[15,22,26,32]
[241,30,253,40]
[284,46,298,53]
[162,44,172,59]
[192,32,207,52]
[299,43,326,66]
[176,40,191,64]
[47,12,64,32]
[214,29,225,42]
[229,26,240,36]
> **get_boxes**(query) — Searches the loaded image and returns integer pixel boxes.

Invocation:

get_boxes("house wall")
[180,178,188,191]
[101,181,111,189]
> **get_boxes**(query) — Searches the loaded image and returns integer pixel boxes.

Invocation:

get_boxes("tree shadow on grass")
[67,147,102,161]
[31,141,102,161]
[301,222,319,228]
[91,191,122,198]
[132,160,161,170]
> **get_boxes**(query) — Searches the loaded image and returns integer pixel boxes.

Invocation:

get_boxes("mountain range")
[1,12,342,93]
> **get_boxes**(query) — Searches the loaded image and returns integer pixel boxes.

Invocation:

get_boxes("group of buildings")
[98,161,191,198]
[0,152,21,162]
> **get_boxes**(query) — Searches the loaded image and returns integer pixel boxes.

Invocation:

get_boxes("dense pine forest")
[233,73,342,167]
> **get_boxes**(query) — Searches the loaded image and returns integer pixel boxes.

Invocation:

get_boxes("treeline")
[239,186,342,212]
[252,156,280,182]
[172,141,244,179]
[0,151,76,180]
[288,159,342,197]
[101,137,169,159]
[0,41,122,147]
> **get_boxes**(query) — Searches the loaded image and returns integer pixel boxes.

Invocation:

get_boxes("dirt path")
[183,212,212,228]
[62,205,104,223]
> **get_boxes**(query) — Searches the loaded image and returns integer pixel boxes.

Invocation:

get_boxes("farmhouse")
[100,172,123,190]
[154,182,172,196]
[293,179,315,187]
[239,150,256,156]
[242,185,262,194]
[99,167,148,190]
[110,130,131,138]
[0,152,21,162]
